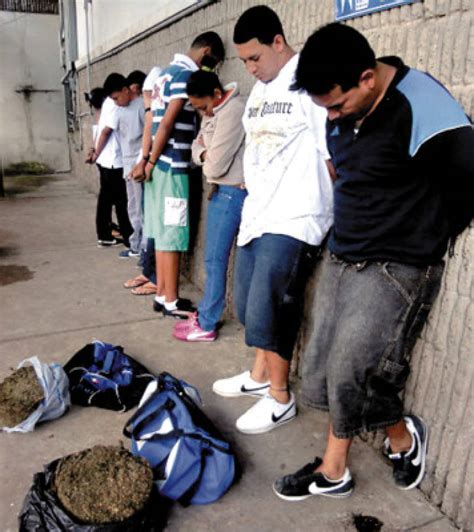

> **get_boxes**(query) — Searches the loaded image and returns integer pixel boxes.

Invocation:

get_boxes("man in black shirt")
[272,23,473,501]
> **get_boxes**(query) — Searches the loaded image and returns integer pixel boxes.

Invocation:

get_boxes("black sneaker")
[385,415,428,490]
[153,299,164,312]
[162,298,196,320]
[273,457,354,501]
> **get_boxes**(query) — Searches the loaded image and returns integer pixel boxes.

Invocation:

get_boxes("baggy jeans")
[301,252,444,438]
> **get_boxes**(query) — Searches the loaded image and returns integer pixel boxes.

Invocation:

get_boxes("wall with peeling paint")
[0,11,69,171]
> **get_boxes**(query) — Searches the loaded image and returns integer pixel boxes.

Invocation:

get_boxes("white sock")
[155,295,165,304]
[164,299,178,311]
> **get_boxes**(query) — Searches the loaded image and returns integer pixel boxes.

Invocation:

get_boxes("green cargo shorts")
[144,166,189,251]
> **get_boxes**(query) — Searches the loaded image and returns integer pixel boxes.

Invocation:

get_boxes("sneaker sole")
[397,416,428,491]
[173,333,216,342]
[163,311,195,320]
[272,484,353,501]
[236,412,297,435]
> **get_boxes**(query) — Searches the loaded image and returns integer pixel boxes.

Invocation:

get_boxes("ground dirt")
[0,366,43,427]
[53,445,153,524]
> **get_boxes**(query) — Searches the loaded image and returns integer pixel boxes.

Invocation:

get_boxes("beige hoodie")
[191,83,245,186]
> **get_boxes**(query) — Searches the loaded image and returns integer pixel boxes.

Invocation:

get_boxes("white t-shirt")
[105,96,145,172]
[238,54,333,247]
[143,66,163,112]
[95,97,122,169]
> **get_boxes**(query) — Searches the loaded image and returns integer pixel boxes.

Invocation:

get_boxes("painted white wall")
[0,12,69,172]
[75,0,199,67]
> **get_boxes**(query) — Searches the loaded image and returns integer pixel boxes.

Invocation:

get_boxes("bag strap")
[158,372,185,393]
[185,432,233,455]
[123,397,176,439]
[102,349,117,373]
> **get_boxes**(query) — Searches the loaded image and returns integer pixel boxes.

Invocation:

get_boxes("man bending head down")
[142,31,225,318]
[211,6,334,437]
[272,23,473,501]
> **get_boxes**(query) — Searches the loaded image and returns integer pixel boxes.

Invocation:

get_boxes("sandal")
[131,282,157,296]
[123,275,149,289]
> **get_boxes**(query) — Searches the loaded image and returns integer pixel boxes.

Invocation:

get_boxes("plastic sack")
[18,459,167,531]
[2,357,70,433]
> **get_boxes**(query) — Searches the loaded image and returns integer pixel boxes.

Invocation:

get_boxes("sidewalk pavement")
[0,174,457,532]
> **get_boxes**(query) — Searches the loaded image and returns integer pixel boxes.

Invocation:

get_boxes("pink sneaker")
[173,312,198,332]
[173,321,217,342]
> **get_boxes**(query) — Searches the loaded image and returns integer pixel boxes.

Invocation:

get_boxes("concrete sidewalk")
[0,174,456,531]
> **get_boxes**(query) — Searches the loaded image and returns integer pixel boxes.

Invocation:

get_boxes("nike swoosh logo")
[240,384,269,393]
[271,403,294,423]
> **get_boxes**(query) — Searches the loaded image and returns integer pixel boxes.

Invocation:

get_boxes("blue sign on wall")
[335,0,419,21]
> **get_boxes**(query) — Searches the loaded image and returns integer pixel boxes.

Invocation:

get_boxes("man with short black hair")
[212,6,333,435]
[101,73,146,258]
[126,70,146,98]
[91,73,133,248]
[273,22,473,501]
[143,32,225,319]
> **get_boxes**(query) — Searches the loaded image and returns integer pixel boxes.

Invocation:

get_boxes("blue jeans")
[141,238,156,285]
[234,233,318,361]
[301,252,444,438]
[197,186,247,331]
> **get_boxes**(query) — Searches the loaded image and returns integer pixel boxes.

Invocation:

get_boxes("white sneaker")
[236,392,297,434]
[212,370,270,398]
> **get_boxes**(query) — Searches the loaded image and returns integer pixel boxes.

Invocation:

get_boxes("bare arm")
[131,90,153,181]
[326,159,338,182]
[144,99,186,181]
[191,131,206,166]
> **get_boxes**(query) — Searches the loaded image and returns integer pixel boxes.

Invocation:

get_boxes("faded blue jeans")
[234,233,318,361]
[301,252,444,438]
[198,185,247,332]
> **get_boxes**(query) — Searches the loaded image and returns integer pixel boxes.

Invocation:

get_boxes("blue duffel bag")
[123,372,236,505]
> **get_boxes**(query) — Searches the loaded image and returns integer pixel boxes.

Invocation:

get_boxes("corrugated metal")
[0,0,58,14]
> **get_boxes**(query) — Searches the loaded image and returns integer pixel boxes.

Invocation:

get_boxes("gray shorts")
[301,252,444,439]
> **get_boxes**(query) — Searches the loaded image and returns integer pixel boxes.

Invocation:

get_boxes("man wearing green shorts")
[144,32,225,318]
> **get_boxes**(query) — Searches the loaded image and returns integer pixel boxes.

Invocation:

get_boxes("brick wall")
[70,1,473,528]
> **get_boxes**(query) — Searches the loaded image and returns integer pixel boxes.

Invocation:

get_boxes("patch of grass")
[4,161,53,176]
[3,174,56,195]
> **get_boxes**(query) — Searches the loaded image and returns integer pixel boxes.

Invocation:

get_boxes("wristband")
[143,155,149,162]
[147,159,157,165]
[144,107,151,113]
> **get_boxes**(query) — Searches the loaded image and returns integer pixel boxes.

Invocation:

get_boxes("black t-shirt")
[327,57,473,265]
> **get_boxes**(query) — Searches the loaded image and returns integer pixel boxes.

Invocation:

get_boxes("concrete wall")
[0,12,69,172]
[69,1,473,528]
[75,0,203,67]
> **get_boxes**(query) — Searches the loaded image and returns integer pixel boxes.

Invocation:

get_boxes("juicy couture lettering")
[248,101,293,118]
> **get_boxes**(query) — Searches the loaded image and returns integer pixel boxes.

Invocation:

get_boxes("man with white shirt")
[212,5,334,435]
[91,74,133,247]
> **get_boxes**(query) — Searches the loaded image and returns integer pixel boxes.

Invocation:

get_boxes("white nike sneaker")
[212,370,270,398]
[236,392,297,434]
